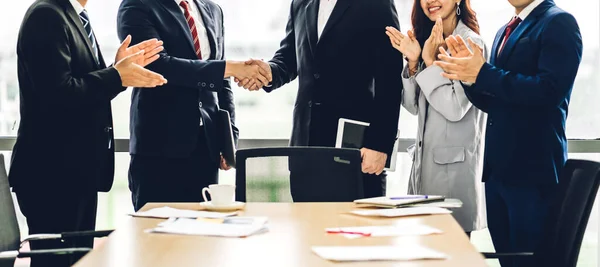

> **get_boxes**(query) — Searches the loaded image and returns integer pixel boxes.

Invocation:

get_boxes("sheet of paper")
[151,217,268,238]
[312,245,448,262]
[350,207,452,218]
[326,225,443,239]
[130,206,237,219]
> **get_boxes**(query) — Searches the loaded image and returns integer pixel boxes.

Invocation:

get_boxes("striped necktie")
[179,1,203,59]
[78,10,99,64]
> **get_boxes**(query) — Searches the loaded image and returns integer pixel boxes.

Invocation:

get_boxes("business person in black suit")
[237,0,403,197]
[118,0,267,211]
[10,0,166,266]
[435,0,582,266]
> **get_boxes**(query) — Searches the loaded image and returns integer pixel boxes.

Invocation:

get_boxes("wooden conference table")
[74,203,487,267]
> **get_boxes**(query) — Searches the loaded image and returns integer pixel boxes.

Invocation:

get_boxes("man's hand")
[219,154,231,171]
[434,38,485,84]
[445,35,473,58]
[360,148,388,175]
[115,35,164,67]
[114,50,168,88]
[224,60,271,90]
[234,59,273,91]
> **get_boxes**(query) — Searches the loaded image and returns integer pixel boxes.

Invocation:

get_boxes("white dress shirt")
[317,0,338,40]
[517,0,544,21]
[175,0,211,60]
[69,0,85,15]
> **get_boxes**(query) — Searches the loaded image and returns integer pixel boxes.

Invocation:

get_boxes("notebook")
[354,195,445,208]
[335,118,399,171]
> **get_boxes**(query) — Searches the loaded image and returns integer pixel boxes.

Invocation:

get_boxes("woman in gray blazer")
[386,0,487,235]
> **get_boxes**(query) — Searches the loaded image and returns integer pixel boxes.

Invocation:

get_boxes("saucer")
[200,201,245,211]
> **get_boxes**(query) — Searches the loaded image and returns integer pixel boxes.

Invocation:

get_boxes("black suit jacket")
[117,0,238,160]
[267,0,403,156]
[9,0,124,193]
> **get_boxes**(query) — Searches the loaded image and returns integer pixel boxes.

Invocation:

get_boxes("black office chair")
[235,147,364,202]
[483,159,600,267]
[0,154,113,267]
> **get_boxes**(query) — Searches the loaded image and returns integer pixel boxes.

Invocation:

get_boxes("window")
[0,1,598,266]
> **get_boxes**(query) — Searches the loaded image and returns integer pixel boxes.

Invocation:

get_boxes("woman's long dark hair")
[410,0,480,103]
[411,0,480,48]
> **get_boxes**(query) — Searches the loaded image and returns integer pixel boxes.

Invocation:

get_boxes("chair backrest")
[235,147,364,202]
[0,154,21,266]
[536,159,600,267]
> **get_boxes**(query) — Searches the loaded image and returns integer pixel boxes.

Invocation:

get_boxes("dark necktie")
[498,16,522,55]
[179,1,203,59]
[79,10,99,63]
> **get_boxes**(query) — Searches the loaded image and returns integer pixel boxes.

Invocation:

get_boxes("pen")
[326,230,372,236]
[390,195,429,200]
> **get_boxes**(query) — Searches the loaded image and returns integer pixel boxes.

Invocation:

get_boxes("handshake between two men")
[224,59,273,90]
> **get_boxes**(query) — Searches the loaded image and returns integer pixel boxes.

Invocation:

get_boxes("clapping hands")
[422,16,446,67]
[225,59,272,91]
[113,35,168,88]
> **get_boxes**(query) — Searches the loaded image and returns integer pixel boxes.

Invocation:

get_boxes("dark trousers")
[486,177,557,267]
[363,172,386,197]
[15,191,97,267]
[128,130,219,211]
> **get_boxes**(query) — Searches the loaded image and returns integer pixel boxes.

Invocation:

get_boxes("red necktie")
[179,1,202,59]
[498,16,522,55]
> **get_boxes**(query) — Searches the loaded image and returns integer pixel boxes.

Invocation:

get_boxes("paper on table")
[151,217,268,238]
[406,198,463,209]
[130,206,237,219]
[326,225,443,239]
[312,245,448,262]
[350,207,452,218]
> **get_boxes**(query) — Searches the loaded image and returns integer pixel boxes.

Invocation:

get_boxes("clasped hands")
[225,59,272,91]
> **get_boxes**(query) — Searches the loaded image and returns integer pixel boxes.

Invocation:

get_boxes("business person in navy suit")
[435,0,582,266]
[117,0,269,211]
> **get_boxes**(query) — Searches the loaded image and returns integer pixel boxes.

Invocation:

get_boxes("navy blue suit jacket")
[465,0,582,185]
[117,0,238,160]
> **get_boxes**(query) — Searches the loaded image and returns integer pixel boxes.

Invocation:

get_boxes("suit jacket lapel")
[160,0,197,57]
[490,25,506,65]
[497,0,554,66]
[318,0,351,45]
[195,0,217,60]
[304,0,318,58]
[62,1,100,68]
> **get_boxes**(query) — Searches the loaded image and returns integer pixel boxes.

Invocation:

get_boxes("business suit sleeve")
[401,65,419,115]
[265,2,298,92]
[474,13,582,107]
[216,6,239,146]
[18,6,124,107]
[416,36,488,121]
[462,83,492,113]
[362,0,404,156]
[117,0,226,91]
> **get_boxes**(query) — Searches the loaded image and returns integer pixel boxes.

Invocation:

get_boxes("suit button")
[197,82,202,87]
[104,126,112,132]
[418,141,422,147]
[209,83,215,88]
[313,73,320,79]
[201,82,207,87]
[308,101,312,107]
[198,102,203,108]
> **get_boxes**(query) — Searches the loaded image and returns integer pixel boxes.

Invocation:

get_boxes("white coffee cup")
[202,184,235,206]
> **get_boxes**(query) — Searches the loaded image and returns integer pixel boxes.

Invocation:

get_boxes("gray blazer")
[402,21,488,232]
